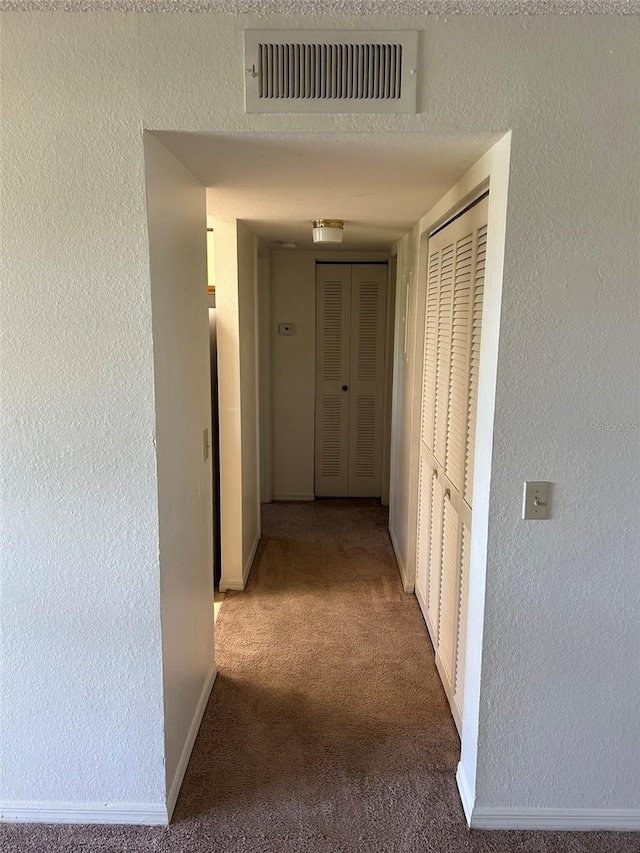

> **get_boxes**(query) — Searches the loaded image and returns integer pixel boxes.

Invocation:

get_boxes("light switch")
[279,323,295,336]
[203,428,210,461]
[522,481,551,519]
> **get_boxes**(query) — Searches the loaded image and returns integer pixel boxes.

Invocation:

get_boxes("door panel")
[415,451,430,614]
[436,491,460,697]
[453,517,471,725]
[315,265,351,497]
[464,223,487,509]
[426,470,444,640]
[348,265,388,496]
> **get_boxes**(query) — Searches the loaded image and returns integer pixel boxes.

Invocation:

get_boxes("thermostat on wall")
[279,323,295,336]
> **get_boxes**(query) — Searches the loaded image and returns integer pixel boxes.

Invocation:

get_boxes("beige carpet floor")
[2,499,638,852]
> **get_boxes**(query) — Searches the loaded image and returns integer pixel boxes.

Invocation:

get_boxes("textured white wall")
[144,133,216,807]
[0,14,167,811]
[271,251,318,500]
[1,9,638,822]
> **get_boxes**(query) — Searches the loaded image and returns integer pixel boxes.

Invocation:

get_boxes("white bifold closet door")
[315,263,388,498]
[414,195,489,734]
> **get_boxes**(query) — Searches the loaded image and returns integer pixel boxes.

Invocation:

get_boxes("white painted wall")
[144,133,216,816]
[271,250,317,500]
[270,249,389,500]
[213,219,261,590]
[1,10,638,828]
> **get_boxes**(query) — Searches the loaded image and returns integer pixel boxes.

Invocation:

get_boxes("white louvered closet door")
[315,263,387,498]
[413,195,489,735]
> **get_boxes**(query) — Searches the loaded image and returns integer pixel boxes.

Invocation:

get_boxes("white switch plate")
[279,323,295,336]
[522,481,551,519]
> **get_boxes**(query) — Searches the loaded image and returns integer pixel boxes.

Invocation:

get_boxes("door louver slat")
[438,496,459,687]
[322,281,344,381]
[464,224,488,508]
[434,244,454,467]
[354,395,377,478]
[445,234,473,493]
[453,519,471,717]
[415,454,429,604]
[320,395,344,477]
[357,282,380,381]
[421,250,439,451]
[427,471,444,639]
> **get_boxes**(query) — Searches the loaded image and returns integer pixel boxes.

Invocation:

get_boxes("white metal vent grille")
[245,30,417,114]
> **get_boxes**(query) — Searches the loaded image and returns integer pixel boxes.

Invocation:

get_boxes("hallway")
[3,500,638,852]
[199,499,463,847]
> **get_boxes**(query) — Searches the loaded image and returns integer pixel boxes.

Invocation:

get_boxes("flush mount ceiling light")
[312,219,344,244]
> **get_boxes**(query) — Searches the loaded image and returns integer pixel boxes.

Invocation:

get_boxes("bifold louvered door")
[315,264,388,497]
[414,196,489,734]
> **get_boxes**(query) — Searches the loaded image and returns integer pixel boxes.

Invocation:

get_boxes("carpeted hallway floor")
[2,499,638,852]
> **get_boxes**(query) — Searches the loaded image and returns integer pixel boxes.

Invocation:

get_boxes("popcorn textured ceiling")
[0,0,636,12]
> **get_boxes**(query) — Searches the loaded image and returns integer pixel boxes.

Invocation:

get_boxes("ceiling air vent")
[244,31,418,114]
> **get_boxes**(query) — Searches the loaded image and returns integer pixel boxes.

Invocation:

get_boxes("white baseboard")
[0,800,168,826]
[456,762,474,825]
[219,578,244,591]
[1,671,218,828]
[272,493,315,501]
[470,806,640,831]
[166,665,217,821]
[456,765,640,831]
[389,524,414,593]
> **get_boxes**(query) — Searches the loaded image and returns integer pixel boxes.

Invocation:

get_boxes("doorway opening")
[146,128,511,823]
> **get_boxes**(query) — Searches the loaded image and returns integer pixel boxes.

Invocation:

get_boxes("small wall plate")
[522,481,551,519]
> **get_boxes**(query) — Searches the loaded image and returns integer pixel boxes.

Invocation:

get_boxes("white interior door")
[315,263,387,498]
[414,195,489,733]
